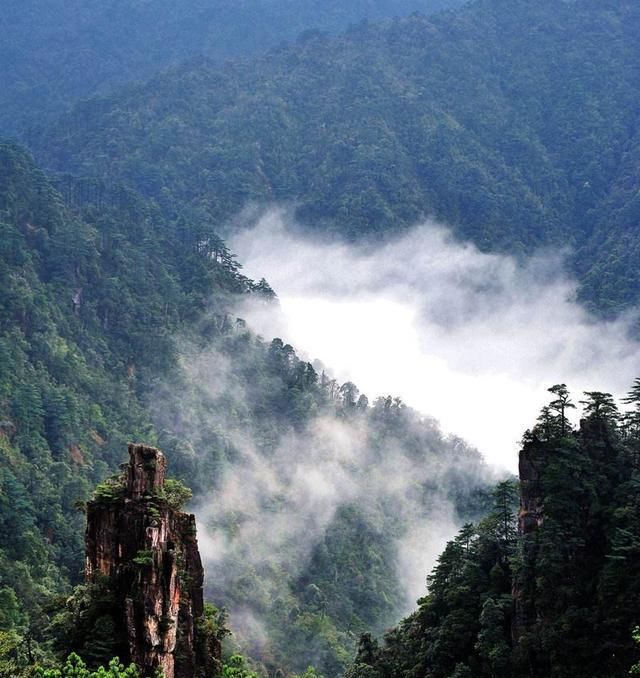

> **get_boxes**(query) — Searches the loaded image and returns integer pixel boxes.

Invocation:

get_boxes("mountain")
[0,139,248,648]
[345,386,640,678]
[5,0,640,675]
[0,0,462,134]
[0,143,492,677]
[28,0,640,316]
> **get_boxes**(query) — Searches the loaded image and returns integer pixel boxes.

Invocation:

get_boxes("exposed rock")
[512,437,547,641]
[85,443,219,678]
[125,443,167,500]
[517,438,546,536]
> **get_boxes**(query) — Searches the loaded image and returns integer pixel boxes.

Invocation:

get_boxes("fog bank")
[152,327,491,666]
[232,209,640,471]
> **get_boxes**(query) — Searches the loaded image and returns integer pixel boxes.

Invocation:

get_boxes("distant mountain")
[0,0,462,133]
[29,0,640,316]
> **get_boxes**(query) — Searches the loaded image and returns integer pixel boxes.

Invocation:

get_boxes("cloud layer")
[232,209,640,470]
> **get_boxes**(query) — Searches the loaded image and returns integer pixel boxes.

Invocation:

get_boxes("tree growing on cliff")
[547,383,575,437]
[36,653,140,678]
[489,480,518,547]
[159,478,192,511]
[579,391,619,424]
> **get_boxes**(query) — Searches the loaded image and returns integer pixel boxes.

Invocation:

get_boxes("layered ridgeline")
[346,384,640,678]
[0,0,462,134]
[29,0,640,315]
[0,143,492,677]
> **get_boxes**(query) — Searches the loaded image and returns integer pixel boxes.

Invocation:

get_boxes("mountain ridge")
[27,0,640,315]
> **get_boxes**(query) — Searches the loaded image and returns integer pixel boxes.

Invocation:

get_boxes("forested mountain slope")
[0,139,249,639]
[0,144,492,677]
[346,386,640,678]
[29,0,640,316]
[0,0,461,134]
[6,0,640,675]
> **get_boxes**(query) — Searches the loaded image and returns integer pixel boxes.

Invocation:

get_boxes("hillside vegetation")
[0,0,461,133]
[29,0,640,315]
[346,386,640,678]
[0,140,249,645]
[0,144,491,677]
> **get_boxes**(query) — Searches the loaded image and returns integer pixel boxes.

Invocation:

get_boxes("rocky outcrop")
[517,438,546,536]
[512,437,547,641]
[85,444,219,678]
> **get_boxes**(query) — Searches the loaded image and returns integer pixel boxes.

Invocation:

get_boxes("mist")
[151,208,640,673]
[194,406,467,606]
[231,209,640,472]
[152,312,493,671]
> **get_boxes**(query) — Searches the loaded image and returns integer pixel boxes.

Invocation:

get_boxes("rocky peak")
[517,438,547,536]
[126,443,167,500]
[512,436,548,641]
[85,443,219,678]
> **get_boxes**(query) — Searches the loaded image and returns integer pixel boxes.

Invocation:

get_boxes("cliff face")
[512,437,547,640]
[517,438,546,537]
[85,444,219,678]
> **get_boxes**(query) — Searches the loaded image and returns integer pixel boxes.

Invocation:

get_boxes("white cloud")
[232,208,640,471]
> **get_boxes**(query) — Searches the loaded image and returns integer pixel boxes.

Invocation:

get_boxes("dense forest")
[0,0,461,133]
[26,0,640,315]
[2,0,640,676]
[0,143,491,676]
[346,385,640,678]
[0,140,248,673]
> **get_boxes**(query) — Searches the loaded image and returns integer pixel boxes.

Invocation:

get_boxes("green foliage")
[547,384,575,438]
[197,603,231,653]
[92,475,125,503]
[346,382,640,678]
[222,654,260,678]
[294,669,325,678]
[45,579,121,669]
[131,551,153,567]
[0,140,491,677]
[29,0,640,316]
[159,478,192,511]
[8,2,640,674]
[0,0,460,134]
[0,141,254,665]
[36,653,139,678]
[0,630,29,678]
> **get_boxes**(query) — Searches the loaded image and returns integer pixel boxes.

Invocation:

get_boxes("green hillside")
[0,144,491,677]
[0,139,248,640]
[346,386,640,678]
[29,0,640,315]
[0,0,461,134]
